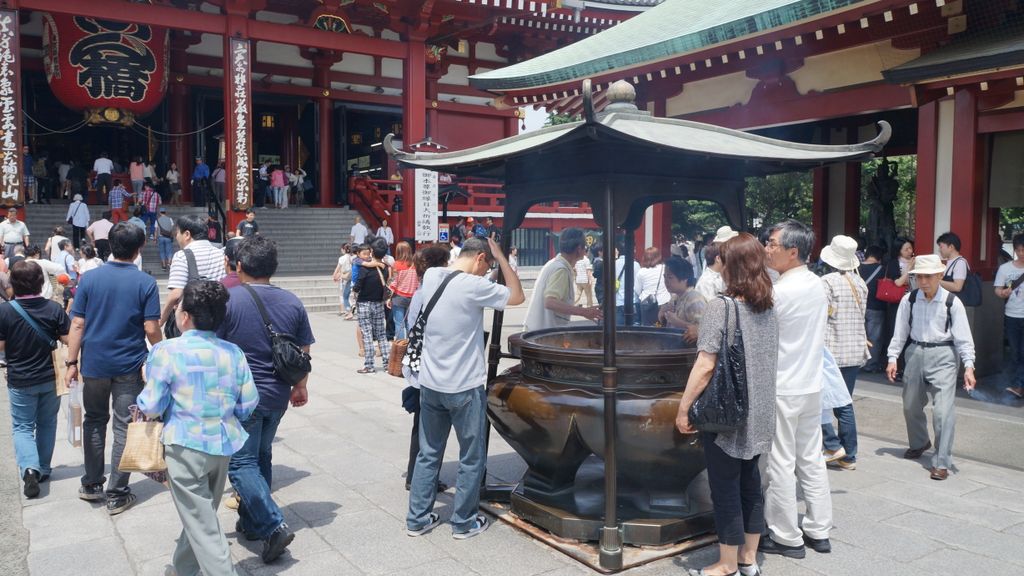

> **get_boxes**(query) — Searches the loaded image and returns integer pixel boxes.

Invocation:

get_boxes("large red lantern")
[41,13,168,126]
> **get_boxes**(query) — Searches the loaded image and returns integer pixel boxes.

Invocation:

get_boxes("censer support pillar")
[599,182,623,571]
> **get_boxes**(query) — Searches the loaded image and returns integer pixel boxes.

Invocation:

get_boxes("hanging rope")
[22,110,89,135]
[134,116,224,137]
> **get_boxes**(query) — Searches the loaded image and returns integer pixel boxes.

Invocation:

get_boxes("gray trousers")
[902,343,958,469]
[165,444,236,576]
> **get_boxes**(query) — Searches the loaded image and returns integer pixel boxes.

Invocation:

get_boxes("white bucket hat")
[909,254,946,275]
[819,235,860,271]
[713,225,739,244]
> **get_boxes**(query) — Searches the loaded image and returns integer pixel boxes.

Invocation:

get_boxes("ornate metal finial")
[602,80,644,116]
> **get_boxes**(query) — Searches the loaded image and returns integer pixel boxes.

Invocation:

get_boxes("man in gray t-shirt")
[406,237,524,540]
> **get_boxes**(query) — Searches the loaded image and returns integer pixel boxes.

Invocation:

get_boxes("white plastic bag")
[821,348,853,423]
[65,381,83,448]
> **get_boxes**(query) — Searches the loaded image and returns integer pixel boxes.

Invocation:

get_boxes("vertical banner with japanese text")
[0,10,22,206]
[414,169,438,242]
[226,37,252,211]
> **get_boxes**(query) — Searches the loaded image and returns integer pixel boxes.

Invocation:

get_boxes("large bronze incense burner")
[388,79,889,571]
[490,327,710,544]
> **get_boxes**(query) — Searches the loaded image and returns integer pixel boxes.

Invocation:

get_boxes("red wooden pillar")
[316,96,333,207]
[812,166,829,257]
[915,101,938,253]
[0,9,25,207]
[426,78,439,139]
[223,21,253,233]
[401,37,427,243]
[169,38,191,204]
[950,89,981,266]
[844,128,862,236]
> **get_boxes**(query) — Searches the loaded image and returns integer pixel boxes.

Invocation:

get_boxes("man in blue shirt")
[191,157,211,208]
[65,223,162,515]
[218,236,314,563]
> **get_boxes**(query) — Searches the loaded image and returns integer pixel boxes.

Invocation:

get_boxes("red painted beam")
[21,0,406,59]
[979,109,1024,134]
[681,82,912,130]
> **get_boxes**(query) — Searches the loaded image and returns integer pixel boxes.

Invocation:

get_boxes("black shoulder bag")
[241,284,312,387]
[688,296,748,433]
[163,249,200,339]
[403,270,463,374]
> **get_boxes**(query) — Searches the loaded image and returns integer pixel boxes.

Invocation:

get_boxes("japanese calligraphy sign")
[414,169,439,242]
[41,13,168,119]
[227,38,253,211]
[0,10,22,206]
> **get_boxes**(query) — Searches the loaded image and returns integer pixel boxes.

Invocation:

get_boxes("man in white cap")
[693,226,738,301]
[760,219,832,559]
[819,235,868,471]
[886,253,975,481]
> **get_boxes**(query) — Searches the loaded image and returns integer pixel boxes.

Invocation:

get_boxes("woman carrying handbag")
[675,233,778,576]
[137,281,259,576]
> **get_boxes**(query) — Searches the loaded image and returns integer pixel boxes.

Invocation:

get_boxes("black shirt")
[859,262,886,311]
[237,221,259,238]
[0,298,70,388]
[353,263,391,302]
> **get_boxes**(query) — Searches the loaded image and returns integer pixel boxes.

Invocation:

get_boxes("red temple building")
[466,0,1024,369]
[1,0,656,259]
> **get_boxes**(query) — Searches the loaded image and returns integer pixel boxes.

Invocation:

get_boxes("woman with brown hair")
[675,232,779,576]
[388,241,418,340]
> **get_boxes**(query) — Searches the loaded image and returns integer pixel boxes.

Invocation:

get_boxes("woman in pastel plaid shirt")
[138,281,259,576]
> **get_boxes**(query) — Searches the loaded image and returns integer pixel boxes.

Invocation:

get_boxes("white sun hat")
[713,226,739,244]
[819,235,860,271]
[909,254,946,275]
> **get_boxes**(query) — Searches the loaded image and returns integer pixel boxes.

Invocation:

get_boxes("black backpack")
[945,257,982,307]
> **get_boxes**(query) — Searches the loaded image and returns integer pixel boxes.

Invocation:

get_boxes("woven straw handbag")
[119,411,167,473]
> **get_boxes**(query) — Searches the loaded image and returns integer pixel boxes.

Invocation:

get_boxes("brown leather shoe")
[903,441,932,459]
[930,467,949,481]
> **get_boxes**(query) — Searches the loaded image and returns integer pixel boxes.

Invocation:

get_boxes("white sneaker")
[823,447,846,463]
[452,515,490,540]
[407,512,442,537]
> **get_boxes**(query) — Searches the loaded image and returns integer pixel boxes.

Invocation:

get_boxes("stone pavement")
[4,301,1024,576]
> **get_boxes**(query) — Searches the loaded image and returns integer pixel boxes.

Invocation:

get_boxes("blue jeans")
[8,382,60,477]
[822,366,858,462]
[864,309,886,371]
[393,304,409,340]
[229,408,286,539]
[158,236,174,262]
[407,386,487,533]
[341,279,352,311]
[141,211,157,237]
[615,302,641,326]
[1005,316,1024,390]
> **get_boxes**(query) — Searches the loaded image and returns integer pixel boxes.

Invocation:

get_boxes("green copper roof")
[883,25,1024,84]
[470,0,869,91]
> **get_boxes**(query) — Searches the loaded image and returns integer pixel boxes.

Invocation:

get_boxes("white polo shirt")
[773,265,827,396]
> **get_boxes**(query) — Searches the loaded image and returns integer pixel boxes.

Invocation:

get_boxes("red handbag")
[876,278,907,304]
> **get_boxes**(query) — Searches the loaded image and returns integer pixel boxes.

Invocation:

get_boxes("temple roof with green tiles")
[469,0,871,91]
[883,24,1024,85]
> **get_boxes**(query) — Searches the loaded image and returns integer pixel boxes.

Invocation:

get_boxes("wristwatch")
[64,359,78,367]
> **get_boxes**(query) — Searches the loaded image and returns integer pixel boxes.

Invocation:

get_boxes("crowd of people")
[0,198,1004,576]
[20,148,315,213]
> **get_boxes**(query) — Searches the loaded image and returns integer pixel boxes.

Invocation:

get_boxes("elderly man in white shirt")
[759,219,833,560]
[886,254,975,481]
[350,215,369,245]
[694,226,737,301]
[0,208,30,259]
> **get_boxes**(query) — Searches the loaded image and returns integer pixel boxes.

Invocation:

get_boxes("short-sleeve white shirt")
[93,157,113,174]
[995,260,1024,319]
[0,221,29,244]
[773,265,827,396]
[167,240,225,289]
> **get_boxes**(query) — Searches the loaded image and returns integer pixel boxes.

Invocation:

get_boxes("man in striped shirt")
[140,183,161,239]
[160,214,226,335]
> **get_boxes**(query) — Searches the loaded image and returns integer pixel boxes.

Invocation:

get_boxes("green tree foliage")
[743,171,814,234]
[545,111,579,126]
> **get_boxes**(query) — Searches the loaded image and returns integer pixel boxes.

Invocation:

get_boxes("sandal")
[357,367,376,374]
